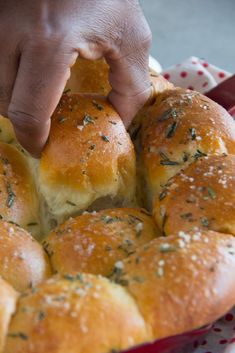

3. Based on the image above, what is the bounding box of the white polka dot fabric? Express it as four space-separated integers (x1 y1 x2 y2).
188 309 235 353
161 56 232 94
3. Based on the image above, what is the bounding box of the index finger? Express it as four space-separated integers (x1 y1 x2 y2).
106 14 152 127
8 40 77 157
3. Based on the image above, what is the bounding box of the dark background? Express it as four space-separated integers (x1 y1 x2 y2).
140 0 235 72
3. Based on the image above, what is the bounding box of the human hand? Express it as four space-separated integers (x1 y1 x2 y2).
0 0 152 157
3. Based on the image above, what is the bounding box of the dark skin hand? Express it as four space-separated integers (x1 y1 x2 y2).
0 0 152 157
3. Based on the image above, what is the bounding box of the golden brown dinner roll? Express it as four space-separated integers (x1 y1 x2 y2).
66 58 172 97
0 278 18 353
65 58 111 95
0 220 51 292
153 154 235 236
43 208 160 276
111 231 235 339
39 94 136 227
5 274 150 353
140 88 235 208
0 142 40 236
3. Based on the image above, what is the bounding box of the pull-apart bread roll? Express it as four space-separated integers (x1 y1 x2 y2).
111 231 235 340
39 94 136 226
0 278 18 353
5 275 149 353
66 58 172 96
0 220 51 292
154 154 235 236
0 142 40 235
140 89 235 208
65 58 111 95
43 208 160 276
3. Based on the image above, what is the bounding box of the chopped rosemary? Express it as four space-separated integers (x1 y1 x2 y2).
66 200 76 207
101 135 110 142
6 183 15 208
89 144 96 150
8 220 20 227
64 274 77 281
201 217 209 227
132 276 145 283
83 115 95 126
27 222 38 227
159 189 167 201
92 101 104 111
159 151 180 166
159 108 178 121
58 116 66 124
180 213 193 220
189 127 196 140
101 215 121 224
38 311 46 321
194 149 207 160
207 187 216 199
183 152 190 162
166 121 178 138
108 121 117 125
8 332 28 340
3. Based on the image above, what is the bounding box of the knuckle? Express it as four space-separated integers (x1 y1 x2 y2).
8 106 41 132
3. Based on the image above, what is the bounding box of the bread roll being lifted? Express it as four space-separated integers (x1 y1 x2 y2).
65 58 111 95
39 94 136 229
65 58 172 96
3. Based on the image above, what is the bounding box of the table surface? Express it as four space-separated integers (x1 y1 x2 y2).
140 0 235 72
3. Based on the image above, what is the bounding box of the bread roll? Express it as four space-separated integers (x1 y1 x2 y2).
4 275 150 353
140 89 235 208
111 231 235 339
65 58 110 95
0 278 18 353
65 58 171 97
43 208 160 276
0 220 51 292
39 94 136 227
0 142 40 236
153 154 235 236
0 116 17 145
